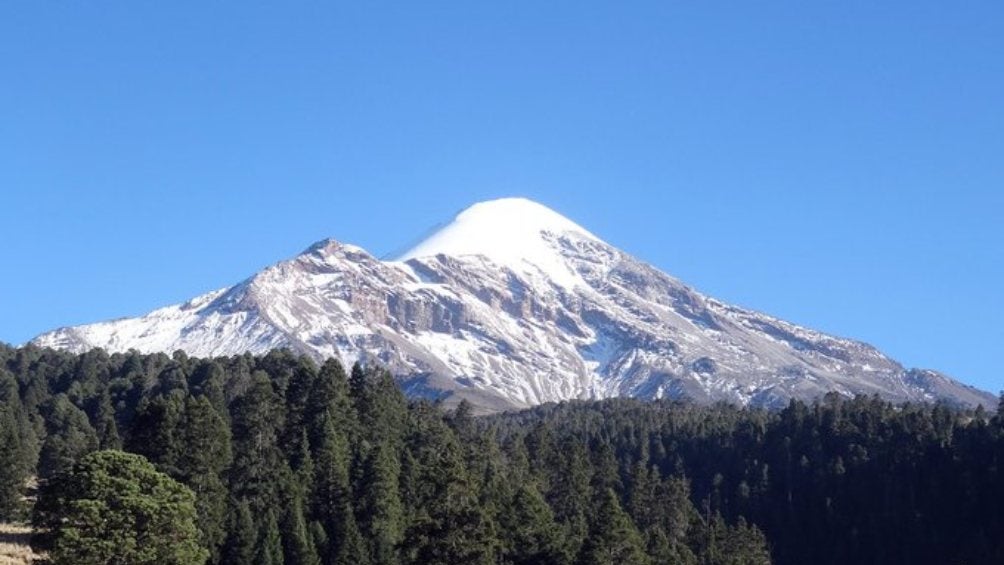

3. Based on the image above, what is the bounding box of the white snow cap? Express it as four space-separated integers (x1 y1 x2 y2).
396 197 601 287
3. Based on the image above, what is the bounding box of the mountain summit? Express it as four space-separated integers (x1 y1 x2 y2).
398 197 600 290
32 198 993 411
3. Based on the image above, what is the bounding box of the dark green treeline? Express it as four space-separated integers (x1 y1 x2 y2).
0 344 1001 564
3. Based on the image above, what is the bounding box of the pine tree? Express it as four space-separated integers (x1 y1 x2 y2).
333 501 370 565
33 450 207 565
349 363 368 406
282 357 319 467
718 517 772 565
0 369 29 520
92 391 121 450
0 405 26 519
448 399 476 440
591 441 623 496
693 508 730 565
127 393 184 476
222 499 256 565
579 489 651 565
655 476 698 555
312 416 352 551
308 520 328 563
643 527 676 565
254 509 285 565
37 394 99 477
190 360 229 417
550 437 593 560
525 421 560 492
628 460 657 531
500 482 565 564
177 395 233 563
281 495 321 565
230 372 286 514
309 359 355 448
401 403 498 564
359 441 404 564
352 364 407 448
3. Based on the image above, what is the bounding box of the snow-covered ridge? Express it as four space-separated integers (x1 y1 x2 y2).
30 197 995 412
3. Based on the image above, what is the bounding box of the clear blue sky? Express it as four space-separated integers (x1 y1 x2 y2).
2 2 1001 394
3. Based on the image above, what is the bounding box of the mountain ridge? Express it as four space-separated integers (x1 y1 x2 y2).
31 197 995 412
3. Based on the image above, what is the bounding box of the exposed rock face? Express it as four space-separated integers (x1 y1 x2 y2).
32 198 994 412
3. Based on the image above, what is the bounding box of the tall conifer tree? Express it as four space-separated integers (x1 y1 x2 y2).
579 489 651 565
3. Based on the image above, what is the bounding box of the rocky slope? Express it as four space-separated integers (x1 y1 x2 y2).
32 198 995 412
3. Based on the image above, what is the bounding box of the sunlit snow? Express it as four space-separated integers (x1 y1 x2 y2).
396 197 599 289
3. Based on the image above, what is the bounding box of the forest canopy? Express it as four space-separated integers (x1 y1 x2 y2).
0 344 1002 564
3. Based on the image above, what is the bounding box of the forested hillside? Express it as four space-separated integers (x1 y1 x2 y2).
0 344 1002 564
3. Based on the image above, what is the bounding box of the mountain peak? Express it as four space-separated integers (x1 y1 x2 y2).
303 238 370 259
395 197 602 287
395 198 600 285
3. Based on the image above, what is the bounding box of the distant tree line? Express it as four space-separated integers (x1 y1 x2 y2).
0 343 1001 564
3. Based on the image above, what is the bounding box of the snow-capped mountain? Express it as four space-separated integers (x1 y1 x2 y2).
32 198 994 412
